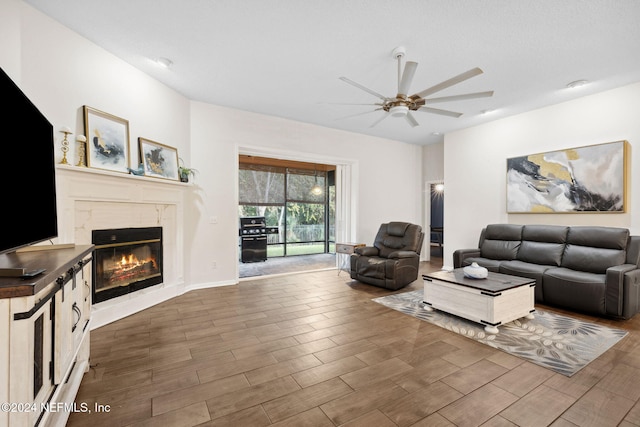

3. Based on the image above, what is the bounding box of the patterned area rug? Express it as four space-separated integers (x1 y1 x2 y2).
373 290 628 376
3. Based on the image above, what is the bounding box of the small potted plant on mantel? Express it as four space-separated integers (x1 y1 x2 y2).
178 158 198 183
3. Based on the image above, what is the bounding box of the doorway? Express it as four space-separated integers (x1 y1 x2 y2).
238 155 338 278
430 182 444 259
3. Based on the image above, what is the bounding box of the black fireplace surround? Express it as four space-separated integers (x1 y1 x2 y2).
92 227 163 303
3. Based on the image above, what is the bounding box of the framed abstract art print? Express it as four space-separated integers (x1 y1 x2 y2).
138 137 180 181
506 140 628 213
83 106 130 173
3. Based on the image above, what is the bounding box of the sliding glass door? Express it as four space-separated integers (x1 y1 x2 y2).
239 162 335 257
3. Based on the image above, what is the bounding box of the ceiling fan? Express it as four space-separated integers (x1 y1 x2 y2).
338 47 494 128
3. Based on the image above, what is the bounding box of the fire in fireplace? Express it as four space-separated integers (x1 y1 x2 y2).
92 227 163 303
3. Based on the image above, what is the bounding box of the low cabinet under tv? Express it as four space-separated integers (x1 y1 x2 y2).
0 245 93 427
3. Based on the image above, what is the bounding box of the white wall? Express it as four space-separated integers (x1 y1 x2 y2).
444 82 640 267
3 1 424 291
188 102 423 287
0 0 21 79
9 3 192 169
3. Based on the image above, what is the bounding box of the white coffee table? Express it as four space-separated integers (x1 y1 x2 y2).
422 269 535 334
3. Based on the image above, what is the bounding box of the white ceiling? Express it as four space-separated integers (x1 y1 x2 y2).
24 0 640 146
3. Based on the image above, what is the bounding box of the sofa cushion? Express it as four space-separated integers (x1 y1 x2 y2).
543 267 606 315
567 226 629 249
562 226 629 274
562 245 627 274
499 260 552 301
481 240 521 260
517 225 568 266
517 241 565 266
522 225 569 244
484 224 524 241
480 224 523 260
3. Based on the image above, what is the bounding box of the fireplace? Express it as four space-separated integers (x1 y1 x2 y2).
92 227 163 303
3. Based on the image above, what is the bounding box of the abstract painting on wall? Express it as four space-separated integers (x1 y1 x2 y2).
507 140 628 213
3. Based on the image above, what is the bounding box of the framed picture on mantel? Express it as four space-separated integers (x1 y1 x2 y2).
506 140 628 213
83 106 130 174
138 137 180 181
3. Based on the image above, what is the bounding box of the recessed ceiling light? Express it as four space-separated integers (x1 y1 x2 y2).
481 109 495 115
155 57 173 68
566 79 589 89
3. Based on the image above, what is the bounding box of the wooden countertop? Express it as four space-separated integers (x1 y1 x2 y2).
0 245 94 299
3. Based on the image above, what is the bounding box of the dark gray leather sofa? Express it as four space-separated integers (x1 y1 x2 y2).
350 222 424 290
453 224 640 319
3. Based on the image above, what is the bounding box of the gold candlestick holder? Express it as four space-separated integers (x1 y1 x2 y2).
76 135 87 167
59 127 71 165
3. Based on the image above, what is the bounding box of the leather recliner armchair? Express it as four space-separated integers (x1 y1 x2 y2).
350 222 425 290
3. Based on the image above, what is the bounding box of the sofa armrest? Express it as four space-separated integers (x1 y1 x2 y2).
387 250 419 259
605 264 639 317
453 249 480 268
355 246 379 257
622 269 640 319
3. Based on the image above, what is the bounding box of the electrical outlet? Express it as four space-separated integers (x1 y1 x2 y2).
209 216 218 224
211 261 217 269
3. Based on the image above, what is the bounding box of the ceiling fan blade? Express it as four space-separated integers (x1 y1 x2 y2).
398 61 418 97
321 102 384 106
424 91 494 104
405 112 419 127
369 112 390 128
334 108 383 121
339 77 389 101
417 106 463 118
410 67 484 99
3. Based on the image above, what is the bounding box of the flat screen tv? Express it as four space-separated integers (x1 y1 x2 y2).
0 66 58 257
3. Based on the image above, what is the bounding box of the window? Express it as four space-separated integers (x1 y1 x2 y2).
239 162 334 257
238 165 284 204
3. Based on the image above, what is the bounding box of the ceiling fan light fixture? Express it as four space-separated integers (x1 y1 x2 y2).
389 105 409 117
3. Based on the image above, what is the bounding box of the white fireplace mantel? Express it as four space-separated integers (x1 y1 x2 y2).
55 164 189 328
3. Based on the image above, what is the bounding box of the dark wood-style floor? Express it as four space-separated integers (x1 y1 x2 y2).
68 260 640 427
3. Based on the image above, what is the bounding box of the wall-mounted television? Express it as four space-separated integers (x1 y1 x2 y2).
0 67 58 257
